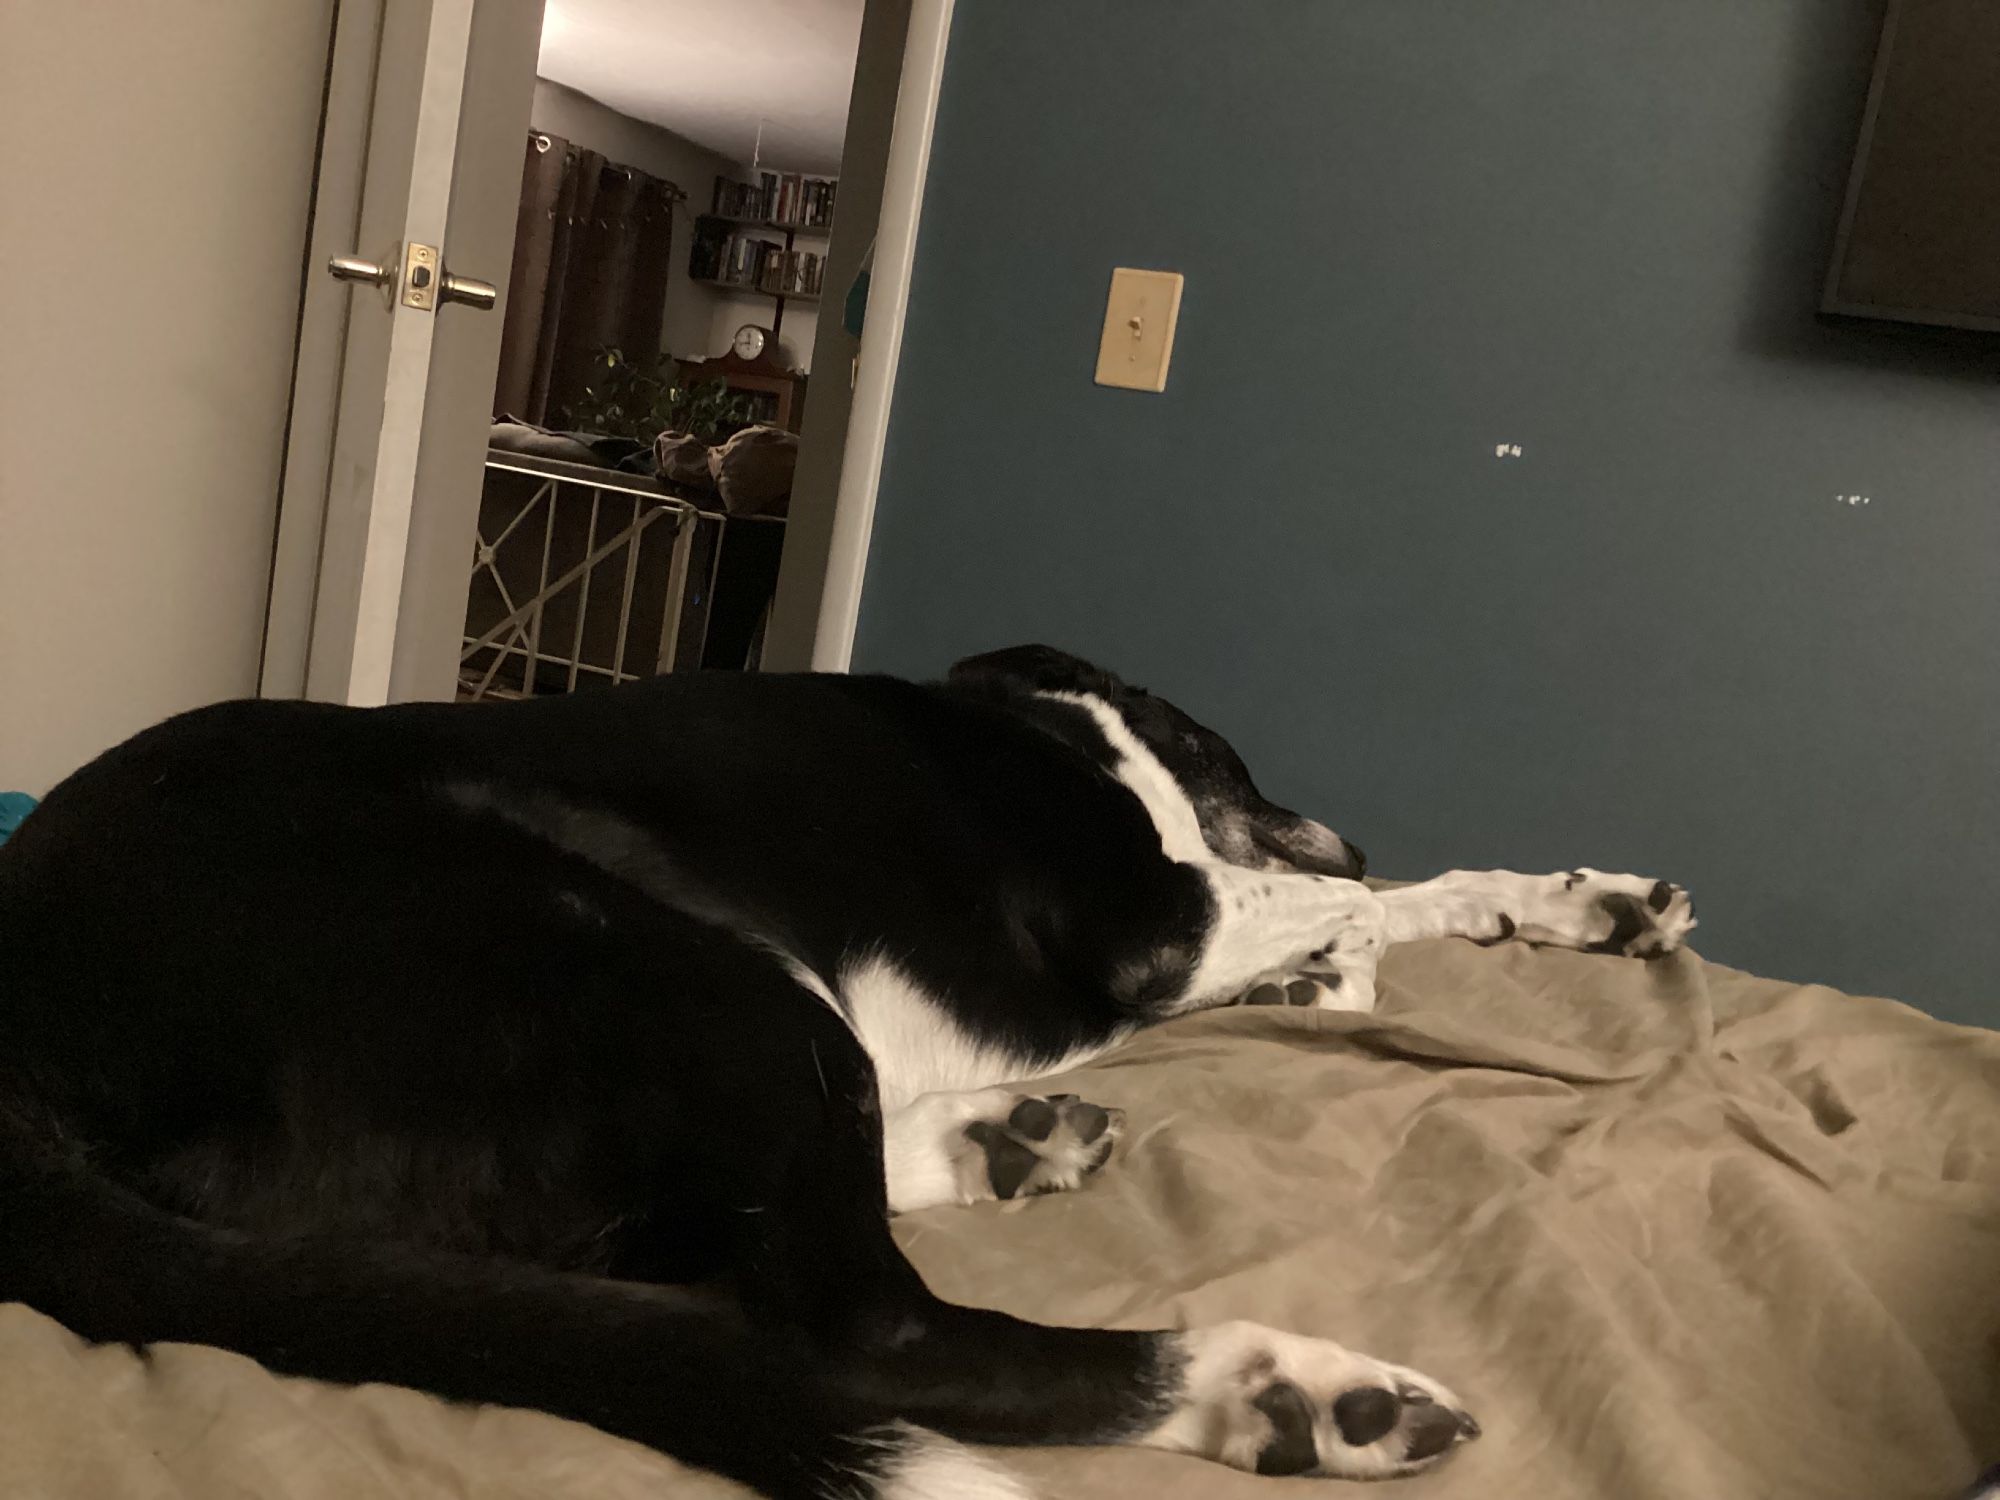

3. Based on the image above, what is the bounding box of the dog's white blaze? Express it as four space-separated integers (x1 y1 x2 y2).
1033 693 1386 1009
1038 692 1209 863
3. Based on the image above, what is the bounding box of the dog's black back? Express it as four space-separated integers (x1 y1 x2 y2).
0 669 1226 1498
1 673 1206 1156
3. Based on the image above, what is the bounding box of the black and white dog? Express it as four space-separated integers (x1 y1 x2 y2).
0 646 1693 1500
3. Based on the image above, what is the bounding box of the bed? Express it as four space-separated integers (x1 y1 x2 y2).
4 934 1997 1499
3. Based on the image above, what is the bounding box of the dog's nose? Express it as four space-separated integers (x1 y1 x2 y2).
1341 839 1368 878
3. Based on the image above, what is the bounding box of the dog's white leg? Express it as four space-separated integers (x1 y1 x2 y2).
1182 866 1389 1013
1374 868 1695 957
882 1088 1125 1213
1180 867 1696 1019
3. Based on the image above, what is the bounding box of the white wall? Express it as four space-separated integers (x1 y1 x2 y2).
0 2 335 794
530 79 820 372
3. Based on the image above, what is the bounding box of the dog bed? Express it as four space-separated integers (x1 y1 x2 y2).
2 935 1995 1499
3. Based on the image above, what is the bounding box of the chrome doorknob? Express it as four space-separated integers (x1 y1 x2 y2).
440 271 498 311
327 254 393 286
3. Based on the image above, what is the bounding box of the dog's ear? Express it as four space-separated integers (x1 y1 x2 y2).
947 644 1125 699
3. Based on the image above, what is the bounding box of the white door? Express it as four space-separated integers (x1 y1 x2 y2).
263 0 545 707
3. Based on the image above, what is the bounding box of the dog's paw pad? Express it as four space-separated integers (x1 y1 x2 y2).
1233 968 1373 1013
1583 876 1695 957
1241 977 1324 1007
1515 869 1696 958
1148 1323 1478 1480
963 1093 1123 1200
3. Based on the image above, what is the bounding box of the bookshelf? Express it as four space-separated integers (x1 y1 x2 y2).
688 171 837 347
691 276 820 303
703 214 835 233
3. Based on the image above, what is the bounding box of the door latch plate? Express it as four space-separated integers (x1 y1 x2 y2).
401 242 439 311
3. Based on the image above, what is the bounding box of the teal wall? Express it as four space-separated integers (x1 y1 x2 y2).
852 1 2000 1023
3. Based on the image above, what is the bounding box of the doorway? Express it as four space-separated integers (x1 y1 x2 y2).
463 1 865 697
265 0 934 709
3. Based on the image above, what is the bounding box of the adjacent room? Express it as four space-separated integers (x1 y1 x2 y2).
469 0 864 692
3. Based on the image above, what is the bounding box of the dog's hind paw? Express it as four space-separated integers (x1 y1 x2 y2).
1142 1322 1479 1479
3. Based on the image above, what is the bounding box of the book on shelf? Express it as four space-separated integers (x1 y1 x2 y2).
707 170 838 229
688 216 827 296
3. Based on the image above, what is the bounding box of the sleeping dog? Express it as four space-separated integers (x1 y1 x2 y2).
0 646 1693 1500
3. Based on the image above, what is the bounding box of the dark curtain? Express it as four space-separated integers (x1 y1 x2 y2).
493 131 679 426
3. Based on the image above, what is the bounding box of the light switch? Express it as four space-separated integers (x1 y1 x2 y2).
1094 268 1184 392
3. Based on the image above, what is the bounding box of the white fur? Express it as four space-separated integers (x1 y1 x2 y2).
1235 968 1377 1014
882 1087 1124 1213
855 1424 1037 1500
1185 864 1387 1011
775 952 842 1013
1023 695 1693 1019
1040 692 1210 862
839 953 1116 1113
1378 866 1696 952
1030 697 1391 1012
881 1087 1018 1212
1141 1322 1473 1479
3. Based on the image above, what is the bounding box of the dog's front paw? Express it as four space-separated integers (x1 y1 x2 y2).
962 1092 1123 1201
1235 969 1375 1013
1143 1322 1478 1478
1517 869 1695 959
884 1088 1125 1213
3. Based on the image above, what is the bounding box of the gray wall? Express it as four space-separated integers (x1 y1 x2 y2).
851 1 2000 1023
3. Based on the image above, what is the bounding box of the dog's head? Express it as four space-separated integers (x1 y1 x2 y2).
948 644 1366 879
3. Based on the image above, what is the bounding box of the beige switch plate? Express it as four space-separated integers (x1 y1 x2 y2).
1094 268 1184 392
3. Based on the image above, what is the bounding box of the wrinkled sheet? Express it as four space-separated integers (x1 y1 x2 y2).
5 938 1999 1499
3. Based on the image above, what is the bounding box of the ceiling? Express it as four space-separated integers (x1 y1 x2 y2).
537 0 864 177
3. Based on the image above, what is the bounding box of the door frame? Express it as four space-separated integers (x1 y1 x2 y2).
797 0 956 672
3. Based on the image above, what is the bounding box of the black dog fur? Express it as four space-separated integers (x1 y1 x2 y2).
0 650 1378 1498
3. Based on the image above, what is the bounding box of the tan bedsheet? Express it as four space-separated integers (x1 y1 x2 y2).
5 938 2000 1500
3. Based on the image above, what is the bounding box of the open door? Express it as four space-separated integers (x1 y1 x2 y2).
263 0 545 707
